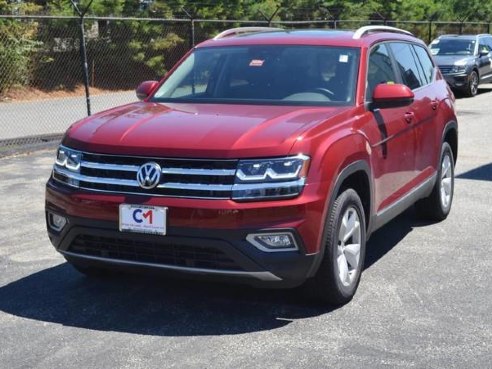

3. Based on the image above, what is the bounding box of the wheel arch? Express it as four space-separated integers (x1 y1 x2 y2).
472 66 480 78
307 159 373 278
334 161 373 233
442 121 458 165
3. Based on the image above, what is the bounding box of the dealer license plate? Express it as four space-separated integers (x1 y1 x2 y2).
119 204 167 235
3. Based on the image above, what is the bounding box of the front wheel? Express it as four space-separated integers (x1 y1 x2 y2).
307 189 366 305
464 70 479 97
415 142 455 221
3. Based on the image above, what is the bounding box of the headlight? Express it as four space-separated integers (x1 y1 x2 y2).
232 154 310 201
53 145 82 187
450 65 466 74
55 145 82 172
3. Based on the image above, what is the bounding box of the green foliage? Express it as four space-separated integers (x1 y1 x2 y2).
0 2 41 95
82 19 185 89
3 0 492 21
1 0 492 95
120 22 183 77
0 0 41 15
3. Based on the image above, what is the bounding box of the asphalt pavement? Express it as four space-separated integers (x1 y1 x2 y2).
0 87 491 369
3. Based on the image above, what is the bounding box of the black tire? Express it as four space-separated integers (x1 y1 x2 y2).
307 189 366 305
464 70 479 97
415 142 454 221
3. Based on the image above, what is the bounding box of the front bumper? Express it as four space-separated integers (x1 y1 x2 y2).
443 73 470 89
46 178 326 288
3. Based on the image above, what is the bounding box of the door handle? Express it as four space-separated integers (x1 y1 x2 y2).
431 100 439 110
404 112 415 123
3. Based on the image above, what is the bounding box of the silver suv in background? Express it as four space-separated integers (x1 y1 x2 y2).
430 34 492 96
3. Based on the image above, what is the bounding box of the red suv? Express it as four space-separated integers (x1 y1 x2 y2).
46 26 458 305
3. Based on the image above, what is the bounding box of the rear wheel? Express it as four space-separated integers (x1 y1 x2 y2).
415 142 454 221
307 189 366 305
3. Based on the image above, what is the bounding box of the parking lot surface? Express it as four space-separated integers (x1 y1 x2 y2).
1 87 491 369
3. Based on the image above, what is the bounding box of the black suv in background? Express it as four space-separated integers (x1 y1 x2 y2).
430 34 492 96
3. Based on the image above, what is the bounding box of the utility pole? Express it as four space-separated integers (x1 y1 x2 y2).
70 0 94 116
182 8 196 49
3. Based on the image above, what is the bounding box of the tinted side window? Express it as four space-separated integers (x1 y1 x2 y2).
389 42 426 90
478 38 491 53
486 37 492 50
366 43 397 100
413 45 434 84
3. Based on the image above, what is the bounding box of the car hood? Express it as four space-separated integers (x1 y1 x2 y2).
64 102 348 158
433 55 475 66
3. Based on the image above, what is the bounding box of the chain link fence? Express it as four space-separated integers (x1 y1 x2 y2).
1 15 491 151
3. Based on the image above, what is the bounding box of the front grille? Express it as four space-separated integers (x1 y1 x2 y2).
53 151 238 199
69 234 242 271
438 65 453 74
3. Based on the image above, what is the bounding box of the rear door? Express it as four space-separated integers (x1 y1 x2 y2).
389 42 440 180
408 44 441 177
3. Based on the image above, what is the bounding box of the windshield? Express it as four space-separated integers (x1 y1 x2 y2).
429 38 476 56
151 45 360 106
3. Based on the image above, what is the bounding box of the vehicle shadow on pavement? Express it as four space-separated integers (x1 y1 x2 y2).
364 207 431 270
455 86 492 98
477 86 492 95
0 263 334 336
456 163 492 181
0 208 427 336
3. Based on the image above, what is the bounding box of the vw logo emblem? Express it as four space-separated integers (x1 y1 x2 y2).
137 162 162 189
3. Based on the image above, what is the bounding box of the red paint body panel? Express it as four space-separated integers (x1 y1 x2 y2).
46 180 326 254
372 83 414 101
64 102 348 158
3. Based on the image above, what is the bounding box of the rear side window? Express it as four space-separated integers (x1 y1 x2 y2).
412 45 434 84
389 42 426 90
366 43 397 100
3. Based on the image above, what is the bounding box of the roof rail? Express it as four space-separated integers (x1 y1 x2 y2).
353 25 413 39
213 27 283 40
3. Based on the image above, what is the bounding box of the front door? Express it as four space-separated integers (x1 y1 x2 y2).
362 43 417 212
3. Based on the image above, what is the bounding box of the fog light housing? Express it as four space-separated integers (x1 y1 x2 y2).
246 232 298 252
47 212 67 232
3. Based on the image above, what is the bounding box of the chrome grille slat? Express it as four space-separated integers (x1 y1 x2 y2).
80 162 235 176
81 161 139 172
54 151 239 199
54 166 140 187
161 168 235 176
53 149 306 200
438 65 453 74
157 182 232 191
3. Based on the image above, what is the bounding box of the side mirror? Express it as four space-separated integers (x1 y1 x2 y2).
136 80 159 101
371 83 414 109
479 48 490 57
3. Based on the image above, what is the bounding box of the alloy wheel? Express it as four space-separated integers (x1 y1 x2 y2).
470 72 478 96
440 153 453 209
337 206 361 287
